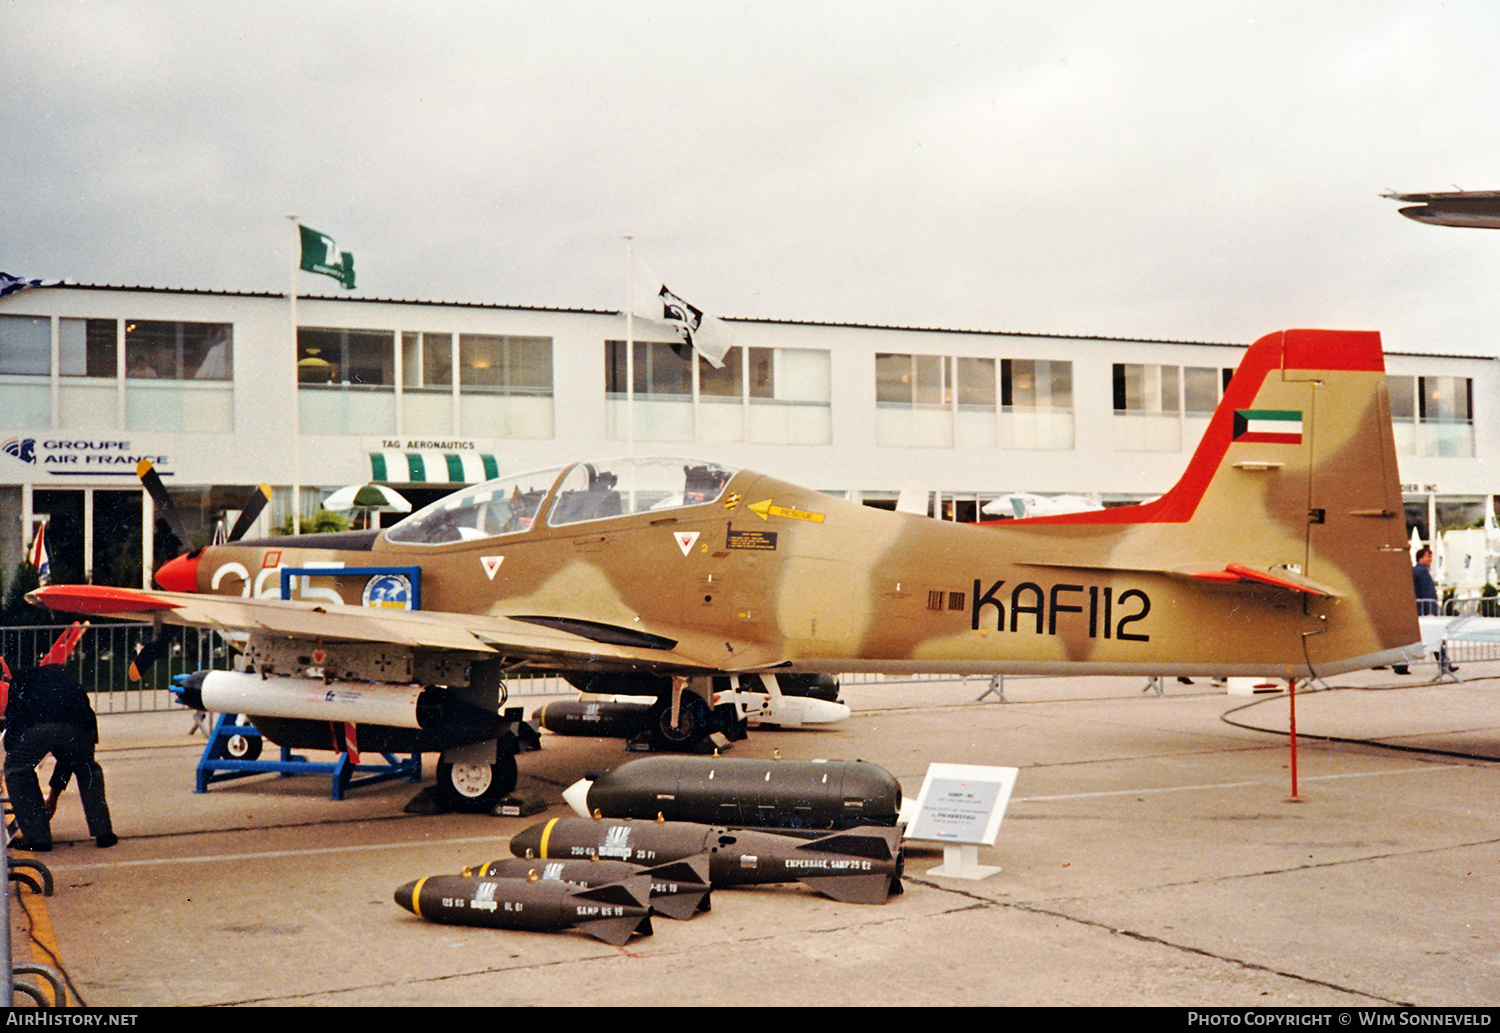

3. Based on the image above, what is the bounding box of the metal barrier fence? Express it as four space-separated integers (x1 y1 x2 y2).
0 625 970 715
1431 600 1500 664
1444 596 1500 617
1437 637 1500 665
838 672 968 687
1 624 232 714
0 624 576 714
16 621 1487 716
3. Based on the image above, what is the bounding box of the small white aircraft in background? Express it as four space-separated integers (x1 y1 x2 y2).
982 493 1106 520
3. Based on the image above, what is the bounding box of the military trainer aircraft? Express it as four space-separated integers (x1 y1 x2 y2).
29 328 1424 810
1384 189 1500 229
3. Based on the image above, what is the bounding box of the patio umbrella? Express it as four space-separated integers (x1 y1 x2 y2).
323 483 412 513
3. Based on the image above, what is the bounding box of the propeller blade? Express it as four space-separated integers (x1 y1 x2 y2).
129 626 178 683
137 459 190 548
227 484 272 542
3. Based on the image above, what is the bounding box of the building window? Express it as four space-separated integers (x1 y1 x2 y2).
0 315 235 432
457 334 554 438
606 340 691 397
1113 363 1182 451
957 357 997 449
0 315 50 375
877 353 1071 450
297 327 395 435
401 332 453 436
1389 375 1474 457
1001 358 1073 450
120 321 235 433
606 342 830 444
124 321 232 381
459 334 553 394
298 328 553 438
747 346 830 445
3 316 233 382
1183 366 1225 415
0 314 54 428
1113 362 1235 453
876 353 957 448
61 319 117 378
297 327 392 386
606 340 694 441
401 332 453 388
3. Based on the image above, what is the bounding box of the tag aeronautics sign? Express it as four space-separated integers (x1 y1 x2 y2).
1 436 172 479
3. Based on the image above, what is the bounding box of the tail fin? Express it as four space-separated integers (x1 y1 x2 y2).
1020 329 1421 675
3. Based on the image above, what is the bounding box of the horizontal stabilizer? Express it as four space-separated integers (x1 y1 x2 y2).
1187 563 1338 597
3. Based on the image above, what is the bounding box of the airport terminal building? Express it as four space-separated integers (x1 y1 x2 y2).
0 283 1492 588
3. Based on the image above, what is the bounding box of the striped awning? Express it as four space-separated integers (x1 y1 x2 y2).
369 452 500 484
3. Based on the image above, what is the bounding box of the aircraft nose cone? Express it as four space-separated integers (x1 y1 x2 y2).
155 551 202 593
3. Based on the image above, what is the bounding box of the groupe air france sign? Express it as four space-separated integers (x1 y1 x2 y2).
1 436 171 479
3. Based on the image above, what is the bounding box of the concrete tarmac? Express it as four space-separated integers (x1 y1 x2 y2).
7 666 1499 1008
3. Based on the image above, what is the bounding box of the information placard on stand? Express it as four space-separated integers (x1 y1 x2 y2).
906 763 1018 880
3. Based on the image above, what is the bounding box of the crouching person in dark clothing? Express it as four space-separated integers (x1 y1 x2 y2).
3 660 116 851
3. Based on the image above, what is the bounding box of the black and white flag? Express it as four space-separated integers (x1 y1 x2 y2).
0 272 61 297
630 262 733 368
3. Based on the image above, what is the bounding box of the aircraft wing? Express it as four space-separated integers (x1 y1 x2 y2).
27 584 773 674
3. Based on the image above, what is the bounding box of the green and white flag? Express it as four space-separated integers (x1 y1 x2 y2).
1233 409 1303 444
299 225 356 289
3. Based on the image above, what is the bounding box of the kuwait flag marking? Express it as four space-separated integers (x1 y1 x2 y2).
1234 409 1303 444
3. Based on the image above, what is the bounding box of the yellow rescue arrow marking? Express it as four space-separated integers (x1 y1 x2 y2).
748 499 825 523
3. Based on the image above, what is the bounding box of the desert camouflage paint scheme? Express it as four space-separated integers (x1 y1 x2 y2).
31 329 1423 799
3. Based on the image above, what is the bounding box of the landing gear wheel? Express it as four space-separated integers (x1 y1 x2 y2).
434 753 518 813
714 702 748 742
225 733 261 761
648 693 714 752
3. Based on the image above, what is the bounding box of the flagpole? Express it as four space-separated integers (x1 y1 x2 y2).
625 234 635 458
289 215 302 535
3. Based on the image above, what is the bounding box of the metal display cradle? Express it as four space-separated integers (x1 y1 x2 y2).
183 563 426 800
191 709 422 800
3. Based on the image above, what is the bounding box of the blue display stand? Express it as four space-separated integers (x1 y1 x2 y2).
182 567 427 800
193 712 422 801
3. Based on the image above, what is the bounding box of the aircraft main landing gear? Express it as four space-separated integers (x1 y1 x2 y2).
635 676 734 753
646 693 713 751
434 753 519 813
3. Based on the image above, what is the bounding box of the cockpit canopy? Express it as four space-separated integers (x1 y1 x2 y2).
384 457 737 546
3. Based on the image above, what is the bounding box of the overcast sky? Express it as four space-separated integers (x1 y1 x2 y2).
5 1 1500 354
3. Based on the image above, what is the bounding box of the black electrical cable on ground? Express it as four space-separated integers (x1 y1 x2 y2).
1219 678 1500 763
12 886 89 1008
